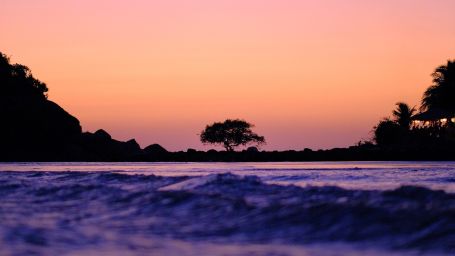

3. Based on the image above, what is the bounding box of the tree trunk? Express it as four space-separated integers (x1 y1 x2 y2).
224 142 233 152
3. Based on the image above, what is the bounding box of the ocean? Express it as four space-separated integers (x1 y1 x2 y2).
1 162 454 255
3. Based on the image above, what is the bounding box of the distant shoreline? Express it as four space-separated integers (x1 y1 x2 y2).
3 145 455 162
2 52 455 162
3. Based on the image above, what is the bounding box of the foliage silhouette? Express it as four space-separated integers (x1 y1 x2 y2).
392 102 416 130
373 119 405 146
422 60 455 123
200 119 265 151
0 53 48 100
3 50 455 161
371 60 455 149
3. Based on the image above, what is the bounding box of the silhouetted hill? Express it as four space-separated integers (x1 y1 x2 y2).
0 53 81 160
0 52 143 161
79 130 142 161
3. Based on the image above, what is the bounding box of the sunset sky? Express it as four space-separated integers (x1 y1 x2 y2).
1 0 455 151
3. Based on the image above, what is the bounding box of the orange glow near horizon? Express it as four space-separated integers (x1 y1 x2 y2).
1 0 455 150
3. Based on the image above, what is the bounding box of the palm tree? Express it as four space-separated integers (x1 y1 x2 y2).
392 102 416 130
422 60 455 123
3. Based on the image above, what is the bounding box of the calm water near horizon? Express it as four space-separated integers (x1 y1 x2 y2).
1 161 455 255
2 161 455 192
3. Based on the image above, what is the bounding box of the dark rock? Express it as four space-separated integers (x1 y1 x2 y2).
0 53 82 160
125 139 141 153
246 146 259 153
0 52 143 161
144 144 168 154
80 132 143 161
94 129 112 140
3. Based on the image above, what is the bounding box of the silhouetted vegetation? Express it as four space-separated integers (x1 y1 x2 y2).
1 51 455 161
371 59 455 152
374 119 405 146
200 119 265 151
392 102 416 130
422 60 455 125
0 53 48 99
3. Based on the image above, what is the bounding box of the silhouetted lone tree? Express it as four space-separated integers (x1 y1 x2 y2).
200 119 265 151
422 60 455 124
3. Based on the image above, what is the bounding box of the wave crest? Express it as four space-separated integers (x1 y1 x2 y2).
0 171 454 254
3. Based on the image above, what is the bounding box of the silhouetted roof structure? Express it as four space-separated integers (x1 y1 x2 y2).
412 108 448 121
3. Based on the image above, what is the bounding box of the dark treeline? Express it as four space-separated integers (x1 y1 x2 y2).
370 59 455 158
1 51 455 161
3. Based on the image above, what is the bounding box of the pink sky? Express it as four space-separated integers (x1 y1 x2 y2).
1 0 455 151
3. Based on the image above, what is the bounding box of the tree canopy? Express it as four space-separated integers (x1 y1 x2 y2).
392 102 416 130
372 60 455 148
0 52 48 100
200 119 265 151
422 60 455 118
373 118 405 146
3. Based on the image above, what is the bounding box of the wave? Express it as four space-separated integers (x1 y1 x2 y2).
0 171 454 255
